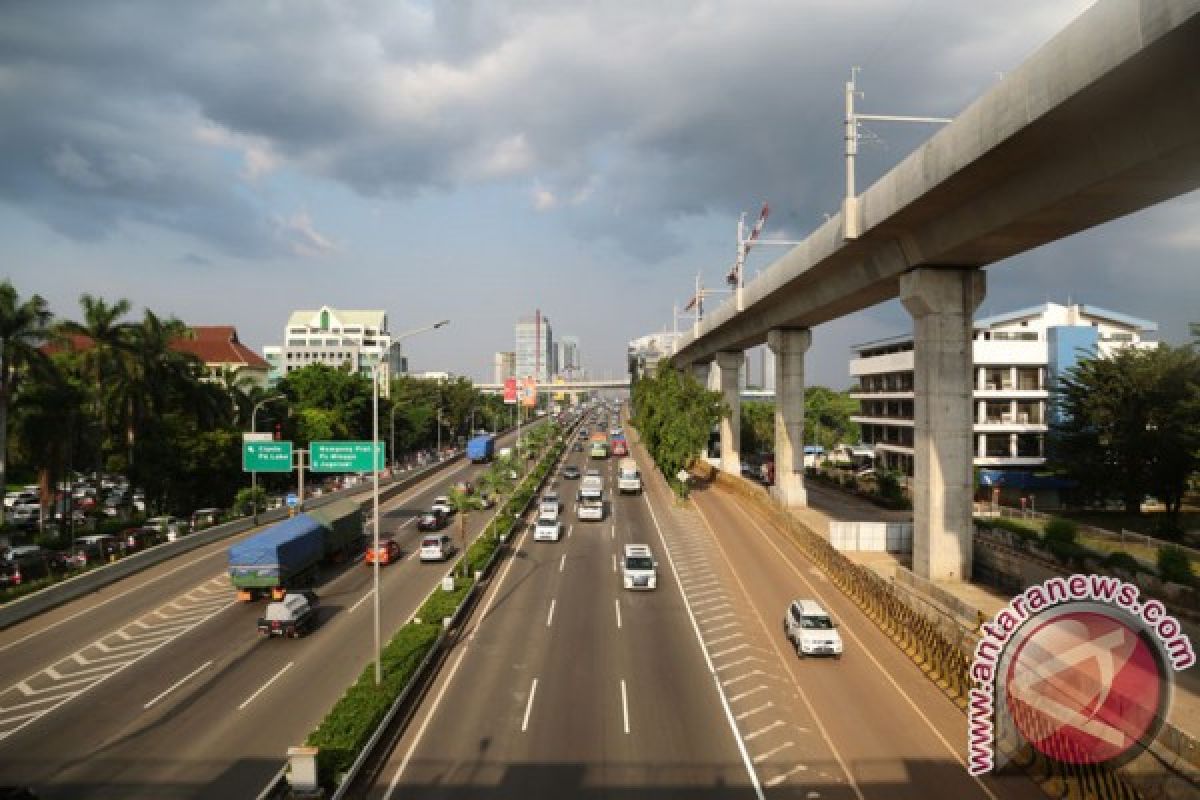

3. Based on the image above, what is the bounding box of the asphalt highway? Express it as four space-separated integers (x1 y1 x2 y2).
368 424 758 799
0 426 533 798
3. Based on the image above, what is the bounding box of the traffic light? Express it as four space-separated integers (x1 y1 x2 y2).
274 423 282 441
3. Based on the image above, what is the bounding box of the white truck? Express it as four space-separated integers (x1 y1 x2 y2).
622 544 657 590
616 458 642 494
576 475 605 521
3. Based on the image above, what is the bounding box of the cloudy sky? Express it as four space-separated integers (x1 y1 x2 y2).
2 0 1196 386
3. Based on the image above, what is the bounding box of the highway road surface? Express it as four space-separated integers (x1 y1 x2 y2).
0 427 532 799
369 427 760 799
365 417 1043 799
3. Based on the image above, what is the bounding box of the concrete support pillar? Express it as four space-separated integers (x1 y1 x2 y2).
900 267 985 582
715 351 743 475
768 328 811 507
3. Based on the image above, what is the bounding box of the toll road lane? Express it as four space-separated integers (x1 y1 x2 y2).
372 446 755 799
689 480 1041 800
0 428 533 798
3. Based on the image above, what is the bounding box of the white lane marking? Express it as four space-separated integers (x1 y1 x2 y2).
728 685 769 703
711 643 749 659
612 554 617 573
708 632 745 647
614 598 622 630
349 589 375 614
143 660 212 709
567 525 573 539
745 720 785 741
237 661 293 711
737 701 774 721
729 502 998 797
753 741 794 763
620 678 630 735
640 493 764 800
546 599 556 628
386 508 534 798
611 524 616 539
521 678 539 732
691 501 869 800
0 456 476 654
723 670 764 687
704 622 739 635
765 765 808 787
559 553 567 573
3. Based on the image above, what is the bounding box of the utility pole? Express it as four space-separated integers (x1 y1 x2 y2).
843 67 951 239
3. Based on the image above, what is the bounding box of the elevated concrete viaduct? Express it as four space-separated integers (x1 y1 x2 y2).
670 0 1200 581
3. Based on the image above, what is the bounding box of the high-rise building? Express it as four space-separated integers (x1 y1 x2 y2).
493 351 516 384
515 311 554 384
270 306 406 397
849 301 1158 478
556 335 581 379
627 332 679 381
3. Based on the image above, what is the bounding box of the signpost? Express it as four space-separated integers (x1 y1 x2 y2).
242 440 293 473
310 441 386 473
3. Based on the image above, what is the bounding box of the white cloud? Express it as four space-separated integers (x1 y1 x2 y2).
532 183 557 210
275 211 335 258
194 122 281 181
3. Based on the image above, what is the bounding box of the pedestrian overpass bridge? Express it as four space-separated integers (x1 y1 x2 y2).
672 0 1200 582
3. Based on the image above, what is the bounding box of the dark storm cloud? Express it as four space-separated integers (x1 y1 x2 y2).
0 0 1095 259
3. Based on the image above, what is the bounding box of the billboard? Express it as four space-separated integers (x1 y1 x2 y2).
503 377 517 404
520 376 537 408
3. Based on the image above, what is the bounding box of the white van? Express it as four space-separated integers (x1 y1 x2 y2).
622 544 657 590
577 475 604 521
616 458 642 494
784 599 843 659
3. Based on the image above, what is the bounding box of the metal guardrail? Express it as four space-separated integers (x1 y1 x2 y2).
0 451 470 631
257 422 569 799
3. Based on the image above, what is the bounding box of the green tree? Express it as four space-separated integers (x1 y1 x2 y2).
1052 344 1200 529
447 487 484 577
0 281 53 526
740 401 774 455
56 293 136 472
804 387 860 450
631 364 725 497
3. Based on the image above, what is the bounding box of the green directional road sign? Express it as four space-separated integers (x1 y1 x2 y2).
310 440 386 472
243 441 294 472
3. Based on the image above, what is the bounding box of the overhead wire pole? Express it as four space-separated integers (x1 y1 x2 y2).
843 67 951 239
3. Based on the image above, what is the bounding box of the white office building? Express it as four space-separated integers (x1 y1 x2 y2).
271 306 407 397
849 302 1158 478
493 351 516 385
515 311 554 384
557 336 581 379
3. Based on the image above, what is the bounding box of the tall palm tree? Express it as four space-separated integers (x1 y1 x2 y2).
120 311 201 469
0 281 53 526
56 294 135 473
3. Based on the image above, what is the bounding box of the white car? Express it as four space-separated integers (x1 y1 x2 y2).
533 516 562 542
419 534 454 562
539 493 561 518
622 544 657 590
784 599 843 659
431 496 453 516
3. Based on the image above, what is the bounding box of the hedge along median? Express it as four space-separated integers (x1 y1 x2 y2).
303 433 567 788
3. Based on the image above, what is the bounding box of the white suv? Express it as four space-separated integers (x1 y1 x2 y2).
622 544 657 590
533 516 562 542
784 599 843 659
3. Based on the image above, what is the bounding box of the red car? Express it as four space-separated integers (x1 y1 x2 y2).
366 538 401 566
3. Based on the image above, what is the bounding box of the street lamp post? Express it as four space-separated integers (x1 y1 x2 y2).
389 404 402 470
371 319 449 686
250 394 286 524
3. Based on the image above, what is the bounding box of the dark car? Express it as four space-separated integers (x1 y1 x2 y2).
562 465 581 480
573 442 584 452
123 527 164 553
417 510 447 532
68 535 122 568
0 546 52 588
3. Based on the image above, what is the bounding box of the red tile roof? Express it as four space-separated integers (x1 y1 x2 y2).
42 326 268 370
171 326 269 370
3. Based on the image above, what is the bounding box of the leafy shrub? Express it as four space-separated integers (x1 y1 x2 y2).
1103 551 1143 574
417 579 474 623
1158 545 1195 586
307 622 441 784
1043 517 1078 546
